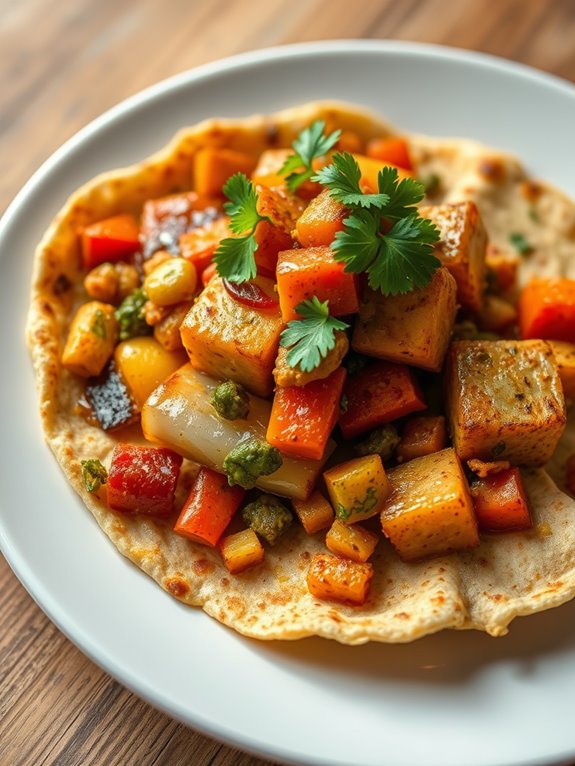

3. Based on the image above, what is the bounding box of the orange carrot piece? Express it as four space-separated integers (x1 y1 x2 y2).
307 553 373 605
519 278 575 342
352 153 413 192
219 529 265 574
397 416 447 463
267 367 346 460
194 148 257 197
366 137 413 171
81 214 140 270
179 217 231 274
292 491 335 534
339 361 426 440
252 185 304 274
470 468 532 532
295 189 347 248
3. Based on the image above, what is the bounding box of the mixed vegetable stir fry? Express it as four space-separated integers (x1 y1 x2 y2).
64 120 574 607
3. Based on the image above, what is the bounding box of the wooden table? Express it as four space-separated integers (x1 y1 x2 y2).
2 1 575 764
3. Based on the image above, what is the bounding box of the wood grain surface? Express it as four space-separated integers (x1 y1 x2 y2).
2 1 575 764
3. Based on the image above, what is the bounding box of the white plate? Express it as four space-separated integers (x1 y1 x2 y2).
2 41 575 766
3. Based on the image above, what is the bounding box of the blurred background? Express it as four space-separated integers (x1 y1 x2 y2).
2 1 575 764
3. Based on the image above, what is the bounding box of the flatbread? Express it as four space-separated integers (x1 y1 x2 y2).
27 101 575 644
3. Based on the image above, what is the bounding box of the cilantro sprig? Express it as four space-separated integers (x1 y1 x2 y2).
280 120 341 193
279 297 349 372
213 173 271 283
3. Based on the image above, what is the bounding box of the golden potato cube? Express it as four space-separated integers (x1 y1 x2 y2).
292 491 334 534
485 245 519 294
61 301 118 378
549 341 575 399
114 337 187 409
325 519 378 563
446 340 566 465
324 455 389 524
420 201 487 311
352 268 457 372
307 553 373 605
180 276 283 397
219 529 264 574
381 448 479 562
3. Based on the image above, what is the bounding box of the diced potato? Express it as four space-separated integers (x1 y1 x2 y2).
180 276 283 397
549 341 575 399
446 340 566 465
324 455 389 524
292 491 334 534
352 268 457 372
61 301 118 378
114 337 187 409
219 529 264 574
477 294 517 333
397 416 447 463
420 201 487 311
143 258 198 307
325 519 378 563
274 331 349 387
194 148 257 197
153 302 192 351
470 467 532 533
381 448 479 561
307 553 373 605
485 244 519 294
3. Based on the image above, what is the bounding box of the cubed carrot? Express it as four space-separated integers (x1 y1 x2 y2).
276 246 359 322
352 153 413 193
325 519 378 563
81 214 140 270
324 454 389 524
339 361 426 440
366 137 413 171
295 189 347 248
470 467 532 533
179 217 231 274
253 185 304 273
194 148 257 197
397 416 447 463
174 467 245 546
307 553 373 605
267 367 346 460
219 528 265 574
292 491 334 534
519 278 575 342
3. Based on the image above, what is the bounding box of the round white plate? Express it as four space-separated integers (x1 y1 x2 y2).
2 41 575 766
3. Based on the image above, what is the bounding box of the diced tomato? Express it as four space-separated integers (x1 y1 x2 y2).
366 137 413 171
107 444 183 516
519 278 575 342
81 215 140 270
174 467 245 546
471 468 532 533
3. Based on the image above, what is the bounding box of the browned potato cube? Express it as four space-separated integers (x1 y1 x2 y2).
325 519 378 563
381 448 479 561
352 268 457 372
292 491 334 534
307 553 373 605
219 529 264 574
420 201 487 311
549 341 575 399
180 276 283 397
446 340 566 465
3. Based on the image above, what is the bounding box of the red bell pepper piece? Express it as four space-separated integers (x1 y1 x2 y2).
471 468 532 533
339 361 426 439
82 215 141 270
108 444 182 516
519 278 575 342
174 467 245 546
267 367 347 460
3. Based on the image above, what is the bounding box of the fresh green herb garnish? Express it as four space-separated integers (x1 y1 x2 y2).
115 288 152 341
81 459 108 493
279 120 341 193
213 173 271 283
509 231 533 256
279 297 349 372
90 309 107 339
313 152 389 209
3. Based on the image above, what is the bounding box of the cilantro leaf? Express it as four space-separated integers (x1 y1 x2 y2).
223 173 261 234
213 234 258 283
280 120 342 193
312 152 389 209
279 297 349 372
376 166 426 219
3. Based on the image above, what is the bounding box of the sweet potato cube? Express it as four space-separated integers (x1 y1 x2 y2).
519 278 575 342
352 153 413 191
470 467 532 533
324 455 389 524
253 185 304 273
295 189 347 248
276 246 359 322
446 340 566 465
219 528 264 574
326 519 378 563
307 553 373 605
179 217 232 274
180 276 283 397
420 201 487 311
381 448 479 561
339 361 426 440
352 268 457 372
549 341 575 399
397 416 447 463
194 148 257 197
292 491 334 534
251 149 292 189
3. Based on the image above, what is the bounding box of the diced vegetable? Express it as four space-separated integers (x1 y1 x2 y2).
324 454 389 524
61 301 118 378
251 148 292 189
107 444 182 516
81 459 108 493
325 519 378 563
485 245 519 294
307 553 373 605
81 214 140 270
467 459 510 478
446 340 566 465
295 189 347 248
292 491 334 534
365 137 413 171
549 341 575 398
276 246 359 322
470 467 532 533
194 148 257 197
351 153 413 191
339 361 426 440
153 301 192 352
420 201 487 311
223 438 282 490
335 131 363 154
352 268 457 372
381 448 479 561
211 380 250 420
353 424 400 461
180 276 283 397
179 217 232 274
477 295 517 333
253 185 304 273
84 262 140 304
201 262 218 286
115 287 153 341
83 361 139 431
519 278 575 342
143 258 198 307
174 467 245 546
114 337 187 409
142 364 333 500
397 416 447 463
219 528 265 574
267 367 346 461
242 494 293 545
274 330 349 387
